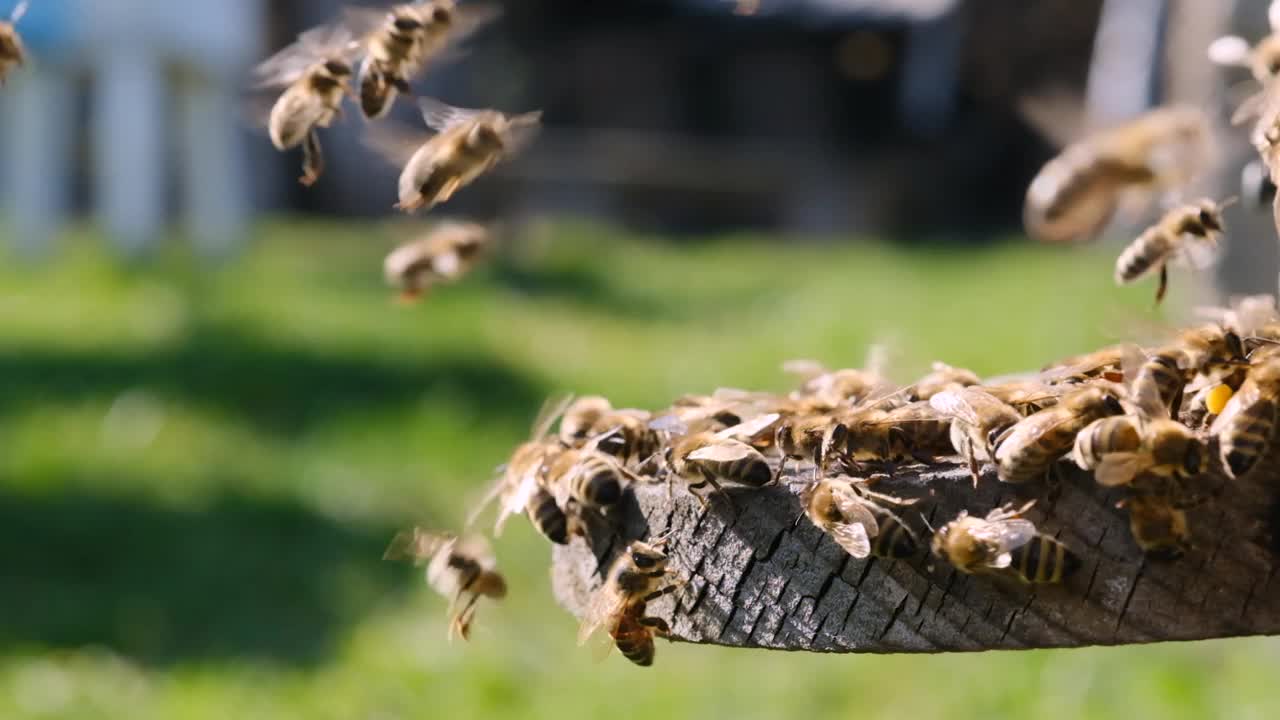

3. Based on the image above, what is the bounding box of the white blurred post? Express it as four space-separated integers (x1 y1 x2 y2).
3 67 75 257
178 78 250 258
1086 0 1167 125
93 44 165 256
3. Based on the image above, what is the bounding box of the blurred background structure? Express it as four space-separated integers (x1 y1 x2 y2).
3 2 1280 719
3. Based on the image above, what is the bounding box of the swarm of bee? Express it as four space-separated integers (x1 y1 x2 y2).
389 291 1280 664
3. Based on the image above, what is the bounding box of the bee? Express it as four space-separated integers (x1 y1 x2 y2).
932 502 1081 584
348 1 501 119
545 447 631 528
1023 106 1209 244
1174 323 1249 376
842 401 954 465
383 528 507 641
658 417 774 507
1211 348 1280 479
560 397 662 467
1114 198 1233 305
797 476 918 560
366 97 542 213
1071 415 1142 471
468 396 574 544
1039 345 1127 385
910 362 981 401
1208 1 1280 84
774 414 848 480
0 0 28 85
1120 493 1191 560
577 537 681 667
994 385 1126 483
980 379 1064 416
383 221 490 302
783 356 892 411
254 23 359 187
929 387 1022 484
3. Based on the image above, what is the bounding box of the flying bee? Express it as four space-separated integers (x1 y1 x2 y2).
655 416 774 507
932 502 1081 584
383 528 507 641
994 385 1126 483
1023 105 1209 244
577 536 681 667
0 0 28 85
1211 348 1280 479
774 414 848 481
841 401 954 465
383 221 491 303
797 476 918 560
910 362 981 401
254 23 360 187
468 396 574 544
347 1 501 119
929 387 1022 485
1114 197 1233 305
365 97 541 213
1120 493 1191 560
1208 1 1280 84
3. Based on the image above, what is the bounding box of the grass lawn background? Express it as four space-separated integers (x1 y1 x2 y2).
1 219 1275 720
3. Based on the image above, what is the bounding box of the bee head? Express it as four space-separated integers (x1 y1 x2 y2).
1182 439 1206 477
1098 389 1125 416
467 122 504 150
392 15 424 32
628 539 668 569
323 59 352 77
431 5 453 24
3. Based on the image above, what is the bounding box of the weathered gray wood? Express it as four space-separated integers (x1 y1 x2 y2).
551 446 1280 653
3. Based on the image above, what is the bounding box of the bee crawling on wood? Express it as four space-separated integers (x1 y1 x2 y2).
652 414 777 509
578 535 682 667
383 527 507 641
932 501 1081 584
795 475 919 560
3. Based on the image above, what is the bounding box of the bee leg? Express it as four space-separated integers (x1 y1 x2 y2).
965 439 980 488
1155 264 1169 305
700 470 735 512
300 130 324 187
639 617 671 637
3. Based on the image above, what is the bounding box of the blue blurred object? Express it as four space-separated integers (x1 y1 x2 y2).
1 0 83 53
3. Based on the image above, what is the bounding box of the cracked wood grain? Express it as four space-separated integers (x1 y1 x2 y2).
550 448 1280 653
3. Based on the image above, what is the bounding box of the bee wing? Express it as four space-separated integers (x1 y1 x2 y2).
446 3 504 44
971 519 1038 554
383 527 452 563
339 5 391 41
495 470 538 536
1232 86 1270 126
1173 236 1222 272
253 24 355 88
430 250 463 279
1094 452 1149 487
10 0 28 24
1016 88 1088 148
1207 35 1252 67
831 485 880 539
418 96 484 132
782 359 827 380
499 112 544 157
929 389 981 426
577 585 625 646
686 441 755 463
363 122 432 167
994 410 1083 463
452 534 497 570
648 414 690 435
714 413 781 441
530 394 576 440
828 522 872 559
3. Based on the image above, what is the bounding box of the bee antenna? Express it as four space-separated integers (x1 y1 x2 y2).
1219 195 1240 210
918 512 936 534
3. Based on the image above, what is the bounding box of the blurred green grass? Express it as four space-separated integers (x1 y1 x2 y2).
0 219 1275 720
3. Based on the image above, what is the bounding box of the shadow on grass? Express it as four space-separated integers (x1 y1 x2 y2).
0 322 546 437
0 485 414 666
488 260 677 321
